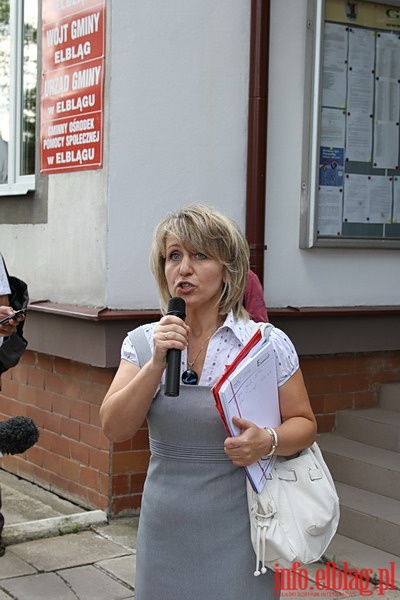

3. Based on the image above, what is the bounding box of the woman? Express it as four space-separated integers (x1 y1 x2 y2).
100 204 317 599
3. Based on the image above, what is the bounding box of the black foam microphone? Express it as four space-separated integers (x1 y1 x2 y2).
0 416 39 456
165 296 186 397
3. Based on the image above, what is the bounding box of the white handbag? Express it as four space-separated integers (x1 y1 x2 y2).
247 442 340 575
246 322 340 575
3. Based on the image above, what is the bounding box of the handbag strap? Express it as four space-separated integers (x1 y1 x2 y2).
252 321 274 341
127 326 152 367
1 256 9 279
0 254 11 294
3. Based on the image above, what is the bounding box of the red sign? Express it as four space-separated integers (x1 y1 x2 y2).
40 0 105 174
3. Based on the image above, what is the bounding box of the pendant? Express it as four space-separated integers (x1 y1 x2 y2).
181 369 198 385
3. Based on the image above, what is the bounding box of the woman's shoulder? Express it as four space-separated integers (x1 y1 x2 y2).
270 325 293 343
269 326 299 384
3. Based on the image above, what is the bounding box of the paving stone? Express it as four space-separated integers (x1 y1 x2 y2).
0 548 37 580
97 554 136 589
1 470 86 523
93 516 138 551
0 572 77 600
58 564 134 599
9 530 130 572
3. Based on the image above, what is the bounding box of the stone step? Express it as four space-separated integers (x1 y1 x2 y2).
335 482 400 557
325 534 400 589
336 407 400 452
318 434 400 501
379 383 400 412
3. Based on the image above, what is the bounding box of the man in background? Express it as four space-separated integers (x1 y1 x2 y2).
244 270 269 323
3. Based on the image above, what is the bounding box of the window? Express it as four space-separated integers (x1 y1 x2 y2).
301 0 400 248
0 0 37 195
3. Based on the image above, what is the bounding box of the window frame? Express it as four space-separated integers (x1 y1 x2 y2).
0 0 36 196
300 0 400 249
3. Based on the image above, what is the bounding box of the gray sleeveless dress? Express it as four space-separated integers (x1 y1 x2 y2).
131 331 277 599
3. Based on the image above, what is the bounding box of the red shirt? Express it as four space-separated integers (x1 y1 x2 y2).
244 270 269 322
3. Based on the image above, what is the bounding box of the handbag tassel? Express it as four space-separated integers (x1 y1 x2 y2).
253 504 273 576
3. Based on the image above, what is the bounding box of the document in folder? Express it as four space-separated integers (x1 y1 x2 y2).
212 329 281 492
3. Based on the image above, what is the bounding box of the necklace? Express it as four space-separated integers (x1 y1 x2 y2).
181 326 219 385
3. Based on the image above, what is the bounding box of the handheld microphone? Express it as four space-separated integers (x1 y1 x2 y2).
0 416 39 457
165 296 186 397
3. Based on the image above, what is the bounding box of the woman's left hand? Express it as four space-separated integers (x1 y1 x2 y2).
224 370 317 465
224 416 269 466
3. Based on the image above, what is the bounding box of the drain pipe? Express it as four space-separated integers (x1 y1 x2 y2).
245 0 270 286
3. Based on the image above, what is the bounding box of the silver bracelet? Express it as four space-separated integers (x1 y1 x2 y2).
262 427 278 458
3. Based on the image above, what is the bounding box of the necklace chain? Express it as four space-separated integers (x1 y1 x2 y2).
187 326 219 368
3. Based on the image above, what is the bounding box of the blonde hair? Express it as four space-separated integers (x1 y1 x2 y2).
150 204 250 320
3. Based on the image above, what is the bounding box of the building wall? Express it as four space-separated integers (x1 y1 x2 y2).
1 346 399 515
0 350 112 511
0 0 399 516
265 1 400 309
1 0 399 313
105 0 252 309
0 169 109 307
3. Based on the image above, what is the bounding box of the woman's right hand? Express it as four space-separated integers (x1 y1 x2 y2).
100 317 189 443
152 315 189 368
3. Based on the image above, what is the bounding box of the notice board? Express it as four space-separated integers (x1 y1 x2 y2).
40 0 106 174
302 0 400 247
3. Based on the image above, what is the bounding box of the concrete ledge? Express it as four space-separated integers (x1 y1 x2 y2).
3 510 108 545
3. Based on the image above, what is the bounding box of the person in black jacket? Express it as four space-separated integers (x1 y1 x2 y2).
0 304 19 557
0 251 25 557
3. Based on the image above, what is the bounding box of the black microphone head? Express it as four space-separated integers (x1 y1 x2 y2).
167 297 186 320
0 416 39 455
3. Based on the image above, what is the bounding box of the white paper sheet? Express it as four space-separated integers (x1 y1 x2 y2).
320 108 346 148
345 111 373 162
322 23 348 108
344 174 392 224
317 187 343 236
214 337 281 492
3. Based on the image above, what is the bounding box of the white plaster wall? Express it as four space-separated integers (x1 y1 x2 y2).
106 0 251 309
264 0 400 308
1 169 108 307
2 0 399 311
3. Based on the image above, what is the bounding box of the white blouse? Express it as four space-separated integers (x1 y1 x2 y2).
121 311 299 389
0 254 11 296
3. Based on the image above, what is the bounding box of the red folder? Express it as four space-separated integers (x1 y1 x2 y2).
212 327 262 433
212 327 279 492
